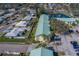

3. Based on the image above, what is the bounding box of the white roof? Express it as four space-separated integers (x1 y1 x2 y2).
4 13 14 18
8 9 15 12
0 11 4 15
56 18 76 22
0 17 3 22
5 28 26 37
22 15 32 21
16 21 28 27
30 9 36 14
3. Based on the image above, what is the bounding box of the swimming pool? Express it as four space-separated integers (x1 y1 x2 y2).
50 13 70 18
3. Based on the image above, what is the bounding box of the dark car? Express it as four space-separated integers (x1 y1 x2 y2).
68 29 74 33
71 41 78 46
71 41 79 49
77 53 79 56
54 35 61 41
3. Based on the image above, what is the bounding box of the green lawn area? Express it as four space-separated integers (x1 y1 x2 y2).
0 37 25 42
29 18 38 40
76 20 79 24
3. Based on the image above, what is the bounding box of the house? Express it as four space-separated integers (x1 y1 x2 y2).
5 28 26 38
30 47 53 56
27 9 36 15
22 15 32 21
8 8 16 12
48 4 53 9
0 17 4 24
0 10 5 16
4 12 14 18
15 21 28 27
30 9 36 16
35 14 50 42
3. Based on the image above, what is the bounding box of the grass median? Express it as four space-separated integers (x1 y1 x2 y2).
0 37 25 42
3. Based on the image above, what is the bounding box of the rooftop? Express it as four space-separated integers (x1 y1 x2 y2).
22 15 32 21
35 14 50 37
5 28 26 37
16 21 28 27
30 47 53 56
0 17 3 22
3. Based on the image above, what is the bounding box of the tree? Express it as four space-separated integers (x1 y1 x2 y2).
20 52 26 56
50 19 70 34
36 43 47 48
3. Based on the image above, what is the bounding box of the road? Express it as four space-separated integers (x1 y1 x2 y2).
0 43 37 54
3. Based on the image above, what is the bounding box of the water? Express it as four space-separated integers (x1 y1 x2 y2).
50 13 70 18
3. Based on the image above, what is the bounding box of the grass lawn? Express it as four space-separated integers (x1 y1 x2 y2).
0 32 5 36
0 37 25 42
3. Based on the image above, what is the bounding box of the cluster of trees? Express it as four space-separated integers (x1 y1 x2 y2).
50 19 70 34
25 18 39 44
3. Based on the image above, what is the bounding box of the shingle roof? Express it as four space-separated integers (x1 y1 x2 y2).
30 47 53 56
35 14 50 37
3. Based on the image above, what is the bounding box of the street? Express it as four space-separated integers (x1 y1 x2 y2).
0 43 37 54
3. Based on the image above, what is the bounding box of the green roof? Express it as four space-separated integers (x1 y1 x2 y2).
30 47 53 56
35 14 50 36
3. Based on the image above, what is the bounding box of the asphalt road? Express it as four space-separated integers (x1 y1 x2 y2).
0 44 29 53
